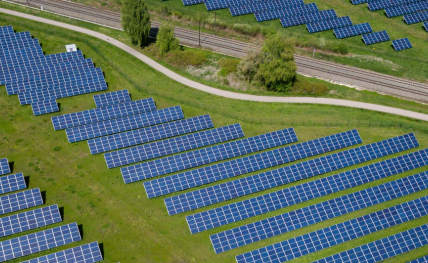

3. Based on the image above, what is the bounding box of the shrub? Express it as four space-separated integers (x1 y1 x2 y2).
165 50 207 67
232 24 261 36
291 77 329 95
218 58 240 76
172 11 183 19
159 5 171 16
156 23 179 55
121 0 151 46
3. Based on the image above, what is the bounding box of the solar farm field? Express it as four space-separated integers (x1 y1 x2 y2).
2 13 428 263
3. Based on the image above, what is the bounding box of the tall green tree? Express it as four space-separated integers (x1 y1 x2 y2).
156 23 179 55
121 0 151 46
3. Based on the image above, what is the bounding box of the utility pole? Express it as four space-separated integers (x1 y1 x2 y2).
215 10 217 36
199 20 201 47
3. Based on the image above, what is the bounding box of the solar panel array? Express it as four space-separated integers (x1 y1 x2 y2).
94 89 131 108
0 25 13 36
0 205 62 238
88 115 213 154
255 3 319 22
106 125 287 169
0 172 26 195
51 98 157 130
351 0 376 4
368 0 421 11
205 0 229 11
144 130 352 198
334 23 373 39
66 106 184 143
21 242 103 263
31 99 59 116
217 171 428 254
188 146 427 234
362 30 390 44
121 123 245 183
182 0 204 6
280 9 337 28
313 223 428 263
0 158 10 175
0 188 43 215
409 255 428 263
392 38 413 51
307 16 353 33
0 222 81 262
236 193 428 262
404 10 428 24
425 21 428 30
386 0 428 17
229 0 305 16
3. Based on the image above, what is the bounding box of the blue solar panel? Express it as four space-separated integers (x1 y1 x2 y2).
94 90 131 108
0 205 62 238
88 115 213 154
32 99 59 116
182 0 204 6
66 106 184 143
236 191 428 262
334 23 373 39
7 67 104 95
121 123 245 183
145 130 352 198
0 188 43 216
351 0 372 5
368 0 421 11
166 133 414 216
362 30 390 45
409 255 428 263
307 16 353 33
52 98 156 130
392 38 413 51
280 9 337 28
0 223 81 262
404 10 428 24
0 48 44 64
1 58 94 87
0 43 41 58
0 39 39 53
219 171 428 254
187 145 426 234
21 242 103 263
0 173 26 195
0 36 35 50
0 31 31 40
205 0 229 10
255 3 318 22
0 25 14 36
108 127 296 169
230 0 305 16
425 21 428 30
18 80 108 105
386 0 428 17
313 223 428 263
0 158 11 175
0 51 83 73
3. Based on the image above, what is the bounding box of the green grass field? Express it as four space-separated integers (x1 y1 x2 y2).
1 11 428 263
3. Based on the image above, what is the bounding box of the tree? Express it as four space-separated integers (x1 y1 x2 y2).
121 0 151 47
156 23 180 55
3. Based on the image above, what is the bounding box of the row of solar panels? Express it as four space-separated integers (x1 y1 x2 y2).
0 158 103 262
0 26 109 116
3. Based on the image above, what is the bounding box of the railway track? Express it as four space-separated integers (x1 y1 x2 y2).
10 0 428 102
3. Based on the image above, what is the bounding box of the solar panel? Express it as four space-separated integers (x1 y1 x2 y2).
368 0 421 11
0 25 14 36
0 44 41 58
121 123 245 183
230 0 305 16
409 255 428 263
334 23 373 39
0 173 26 195
32 99 59 116
0 205 62 238
7 67 104 95
236 192 428 262
52 98 157 130
280 9 337 28
0 31 31 41
404 10 428 24
362 30 390 45
0 222 81 262
351 0 370 5
0 39 39 53
219 171 428 254
145 130 354 199
313 223 428 263
392 38 413 51
88 115 213 154
18 79 108 105
1 58 94 87
0 36 35 50
254 3 318 22
107 127 296 169
0 158 11 175
166 133 415 216
182 0 204 6
307 16 353 33
20 242 103 263
0 188 43 216
187 146 426 234
386 0 428 17
205 0 229 10
66 106 184 143
425 21 428 30
0 48 44 64
94 90 131 108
